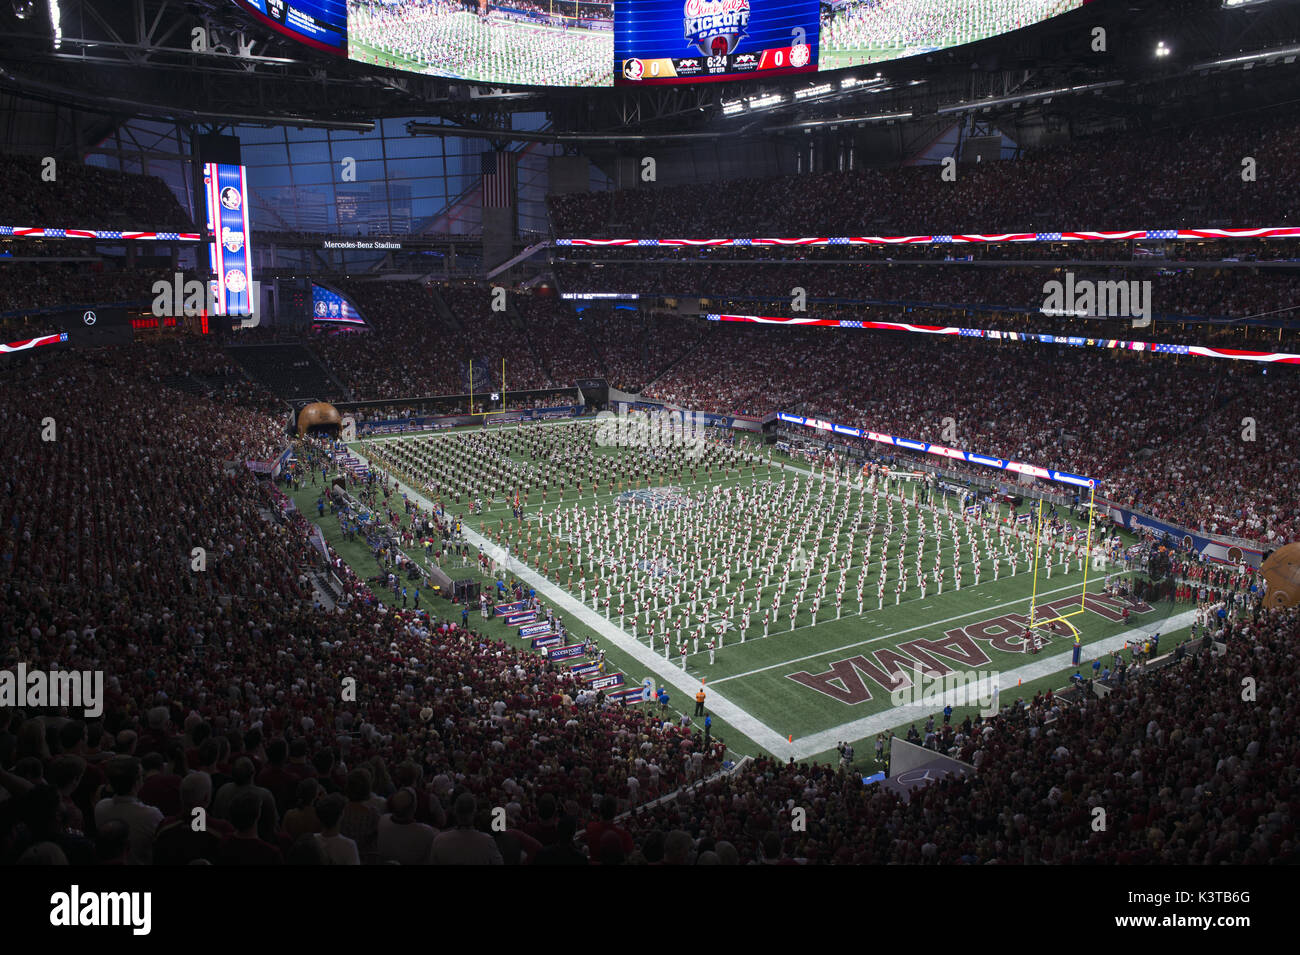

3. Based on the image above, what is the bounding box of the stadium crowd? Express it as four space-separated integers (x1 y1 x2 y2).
0 344 721 865
0 265 171 317
0 333 1293 864
644 327 1298 542
554 261 1300 326
619 601 1296 864
0 153 193 231
2 337 1289 867
549 112 1300 237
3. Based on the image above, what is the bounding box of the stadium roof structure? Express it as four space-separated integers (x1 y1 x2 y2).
3 1 1300 153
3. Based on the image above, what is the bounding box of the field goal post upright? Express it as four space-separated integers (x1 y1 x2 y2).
1077 479 1097 616
471 359 510 426
1028 479 1097 635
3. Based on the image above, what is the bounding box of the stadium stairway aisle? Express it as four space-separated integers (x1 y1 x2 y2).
489 597 644 704
332 449 370 481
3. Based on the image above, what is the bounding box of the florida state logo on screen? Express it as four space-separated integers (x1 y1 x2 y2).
683 0 751 57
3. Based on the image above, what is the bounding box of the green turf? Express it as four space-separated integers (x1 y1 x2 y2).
290 422 1185 766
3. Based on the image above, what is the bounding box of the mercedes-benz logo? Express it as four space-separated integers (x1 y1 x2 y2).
83 310 97 326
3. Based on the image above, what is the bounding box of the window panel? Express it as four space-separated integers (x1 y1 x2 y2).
287 140 333 165
242 143 289 167
329 137 384 162
382 135 437 159
238 127 288 145
289 163 336 186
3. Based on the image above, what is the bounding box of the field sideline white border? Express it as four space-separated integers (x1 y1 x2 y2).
351 421 1186 761
351 436 798 760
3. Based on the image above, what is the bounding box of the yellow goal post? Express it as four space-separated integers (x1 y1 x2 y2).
1027 481 1098 631
469 358 514 422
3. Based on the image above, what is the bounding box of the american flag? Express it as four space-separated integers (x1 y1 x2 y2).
481 151 515 208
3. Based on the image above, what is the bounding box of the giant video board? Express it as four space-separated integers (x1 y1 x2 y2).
232 0 1089 88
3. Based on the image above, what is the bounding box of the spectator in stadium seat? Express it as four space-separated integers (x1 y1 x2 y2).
282 778 325 841
93 756 163 866
530 814 586 866
314 793 361 866
217 790 283 866
377 788 437 865
523 792 560 847
427 793 503 865
584 795 633 858
212 757 279 846
152 772 231 866
340 768 381 864
661 829 694 866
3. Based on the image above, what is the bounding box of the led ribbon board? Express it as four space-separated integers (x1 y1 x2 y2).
706 315 1300 365
776 412 1096 490
0 333 67 356
556 226 1300 246
0 226 201 241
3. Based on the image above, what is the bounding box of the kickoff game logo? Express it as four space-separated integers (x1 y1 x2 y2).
684 0 751 56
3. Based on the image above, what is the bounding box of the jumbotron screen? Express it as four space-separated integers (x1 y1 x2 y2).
202 163 256 318
616 0 818 85
233 0 349 53
233 0 1089 87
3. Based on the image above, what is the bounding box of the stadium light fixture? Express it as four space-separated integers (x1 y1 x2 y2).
794 83 834 100
839 75 884 90
936 80 1122 115
1155 41 1171 58
772 110 913 131
48 0 60 49
1191 42 1300 69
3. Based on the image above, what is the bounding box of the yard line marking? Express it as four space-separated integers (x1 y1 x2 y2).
351 444 797 760
788 610 1198 760
709 579 1091 686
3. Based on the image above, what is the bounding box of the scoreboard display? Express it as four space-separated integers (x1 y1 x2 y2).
234 0 348 53
228 1 1089 87
202 163 256 318
312 284 365 324
615 0 818 85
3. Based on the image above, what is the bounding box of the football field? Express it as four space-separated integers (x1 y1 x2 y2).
317 418 1185 767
